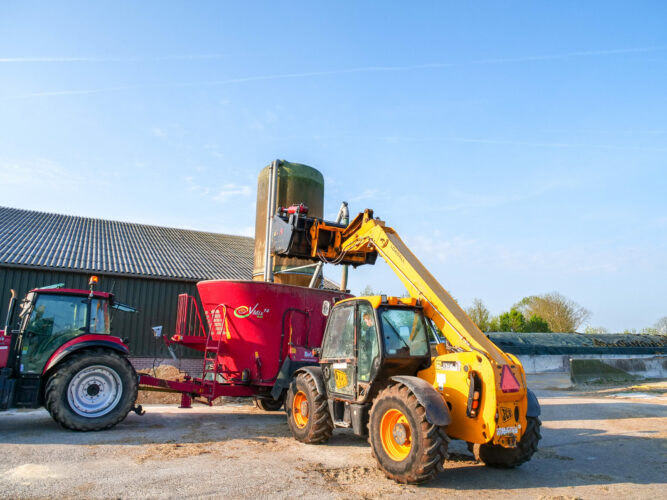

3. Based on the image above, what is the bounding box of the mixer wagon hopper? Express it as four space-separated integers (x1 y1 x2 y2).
138 280 351 409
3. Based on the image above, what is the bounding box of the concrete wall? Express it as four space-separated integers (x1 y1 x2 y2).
518 353 666 383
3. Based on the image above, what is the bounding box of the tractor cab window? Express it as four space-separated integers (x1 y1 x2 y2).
28 294 87 337
379 307 429 357
90 299 110 334
321 305 355 359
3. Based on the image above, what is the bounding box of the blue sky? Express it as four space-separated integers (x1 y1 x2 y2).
1 1 666 332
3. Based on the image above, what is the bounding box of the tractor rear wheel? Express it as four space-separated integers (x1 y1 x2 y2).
254 394 284 411
286 372 332 444
368 384 449 484
474 416 542 468
45 348 138 431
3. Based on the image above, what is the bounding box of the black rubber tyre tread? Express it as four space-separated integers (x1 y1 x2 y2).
44 348 138 431
476 416 542 468
254 395 284 411
285 372 333 444
368 383 449 484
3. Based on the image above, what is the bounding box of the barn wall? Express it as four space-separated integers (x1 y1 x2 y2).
0 266 202 358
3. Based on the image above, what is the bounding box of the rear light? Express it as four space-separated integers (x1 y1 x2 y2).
466 372 482 418
500 365 521 393
471 392 480 410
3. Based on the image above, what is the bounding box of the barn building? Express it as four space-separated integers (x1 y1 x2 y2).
0 206 255 369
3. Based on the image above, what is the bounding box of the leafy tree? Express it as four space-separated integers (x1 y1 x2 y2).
488 309 551 333
584 325 609 334
524 314 551 333
514 292 590 332
654 316 667 335
498 309 526 332
359 284 381 296
466 298 491 332
622 326 660 335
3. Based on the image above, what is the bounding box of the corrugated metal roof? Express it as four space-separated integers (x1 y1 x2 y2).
0 206 254 281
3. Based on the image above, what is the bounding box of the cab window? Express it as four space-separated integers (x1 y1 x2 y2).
379 307 429 357
90 299 110 334
28 294 87 336
321 305 355 359
357 303 379 382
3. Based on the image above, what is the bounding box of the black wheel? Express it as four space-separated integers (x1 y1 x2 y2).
254 394 284 411
368 384 449 484
285 372 332 444
474 416 542 468
45 348 138 431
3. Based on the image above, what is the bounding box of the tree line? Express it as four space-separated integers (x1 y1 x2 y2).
466 293 666 334
359 286 666 334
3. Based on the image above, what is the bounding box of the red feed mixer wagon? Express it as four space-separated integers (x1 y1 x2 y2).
139 280 351 409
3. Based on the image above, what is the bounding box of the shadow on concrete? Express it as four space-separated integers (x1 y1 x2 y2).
540 399 667 421
423 425 666 490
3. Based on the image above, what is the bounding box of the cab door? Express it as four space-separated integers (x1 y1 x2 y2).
320 303 357 398
20 294 88 374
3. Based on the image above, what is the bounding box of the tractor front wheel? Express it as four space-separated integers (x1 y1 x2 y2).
473 416 542 468
285 372 332 444
45 348 138 431
368 384 449 484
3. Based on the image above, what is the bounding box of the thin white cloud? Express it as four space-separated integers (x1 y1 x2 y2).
0 54 233 63
470 46 665 65
410 232 654 276
0 158 80 189
151 127 167 138
7 46 664 99
185 176 210 197
214 184 251 202
9 85 136 99
186 177 252 203
421 177 578 213
349 188 381 203
309 133 667 153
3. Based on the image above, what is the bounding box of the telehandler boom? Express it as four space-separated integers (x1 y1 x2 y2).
273 207 541 483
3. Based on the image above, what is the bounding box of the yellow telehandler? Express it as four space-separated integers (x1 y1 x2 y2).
272 208 541 484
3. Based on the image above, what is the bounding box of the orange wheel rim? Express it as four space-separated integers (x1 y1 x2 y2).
380 408 412 461
292 390 309 429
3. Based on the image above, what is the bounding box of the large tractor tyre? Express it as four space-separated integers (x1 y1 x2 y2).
474 416 542 468
368 384 449 484
285 372 333 444
45 348 138 431
254 394 284 411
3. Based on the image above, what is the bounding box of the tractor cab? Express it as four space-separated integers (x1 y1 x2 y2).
9 286 113 375
313 296 433 429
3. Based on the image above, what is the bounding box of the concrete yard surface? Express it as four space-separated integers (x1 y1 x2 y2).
0 381 665 499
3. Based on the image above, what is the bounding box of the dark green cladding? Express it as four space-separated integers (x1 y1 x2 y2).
0 266 199 358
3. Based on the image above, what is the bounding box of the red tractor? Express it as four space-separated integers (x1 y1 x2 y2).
0 277 141 431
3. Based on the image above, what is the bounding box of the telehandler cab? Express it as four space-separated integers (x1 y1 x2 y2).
0 277 140 431
274 207 542 484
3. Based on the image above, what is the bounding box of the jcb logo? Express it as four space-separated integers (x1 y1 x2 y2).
334 369 348 388
501 407 513 423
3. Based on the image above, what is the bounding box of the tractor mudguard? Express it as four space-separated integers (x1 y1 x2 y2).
526 389 541 417
291 366 327 396
390 375 451 427
43 335 130 374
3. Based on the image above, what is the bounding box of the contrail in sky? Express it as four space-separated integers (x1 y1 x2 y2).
5 46 665 99
0 54 233 63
